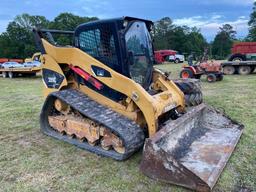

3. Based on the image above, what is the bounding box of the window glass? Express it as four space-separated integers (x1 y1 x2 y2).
125 21 154 86
79 28 118 69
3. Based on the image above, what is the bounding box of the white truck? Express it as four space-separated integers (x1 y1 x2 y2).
0 66 41 78
168 53 185 63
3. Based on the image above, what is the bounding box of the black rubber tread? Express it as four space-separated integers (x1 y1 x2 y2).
223 66 236 75
228 54 246 61
238 66 251 75
40 89 145 161
174 79 201 94
185 92 203 107
174 79 203 107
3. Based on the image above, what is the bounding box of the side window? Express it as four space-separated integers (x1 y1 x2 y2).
79 29 100 57
78 27 118 69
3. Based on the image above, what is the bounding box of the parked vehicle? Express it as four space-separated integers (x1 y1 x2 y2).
0 67 41 78
220 42 256 75
1 62 23 69
168 53 185 63
23 61 41 68
180 61 223 82
222 61 256 75
0 58 23 74
229 42 256 61
180 48 223 82
154 50 176 64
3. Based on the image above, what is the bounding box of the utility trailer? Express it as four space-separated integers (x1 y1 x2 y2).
0 67 41 78
221 61 256 75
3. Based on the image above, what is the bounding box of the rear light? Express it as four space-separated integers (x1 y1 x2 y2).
42 69 64 89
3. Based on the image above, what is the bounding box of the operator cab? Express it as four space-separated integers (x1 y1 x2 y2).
74 17 154 89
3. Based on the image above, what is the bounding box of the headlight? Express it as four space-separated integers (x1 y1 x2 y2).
42 69 64 89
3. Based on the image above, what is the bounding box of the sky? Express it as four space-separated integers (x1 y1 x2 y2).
0 0 254 41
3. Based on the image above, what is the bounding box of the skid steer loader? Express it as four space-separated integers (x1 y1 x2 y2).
33 17 243 191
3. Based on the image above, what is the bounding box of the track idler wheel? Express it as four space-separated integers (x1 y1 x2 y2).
49 106 126 154
54 99 70 114
100 129 125 154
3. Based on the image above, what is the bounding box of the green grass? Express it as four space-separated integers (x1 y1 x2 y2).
0 65 255 192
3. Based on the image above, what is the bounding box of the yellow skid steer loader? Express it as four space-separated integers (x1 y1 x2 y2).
33 17 243 191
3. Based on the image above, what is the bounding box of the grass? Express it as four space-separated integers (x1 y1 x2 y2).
0 64 255 192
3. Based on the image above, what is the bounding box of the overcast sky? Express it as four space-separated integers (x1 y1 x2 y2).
0 0 254 41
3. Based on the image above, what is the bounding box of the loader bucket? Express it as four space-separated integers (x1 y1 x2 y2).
140 104 243 192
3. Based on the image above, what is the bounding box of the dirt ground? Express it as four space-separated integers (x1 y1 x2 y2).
0 64 255 192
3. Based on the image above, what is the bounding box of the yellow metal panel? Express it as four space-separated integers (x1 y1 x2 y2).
41 54 68 97
41 39 185 137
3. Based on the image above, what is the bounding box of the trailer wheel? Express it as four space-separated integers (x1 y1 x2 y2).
8 72 14 78
180 69 194 79
238 66 251 75
207 74 217 83
223 66 235 75
2 71 8 78
250 67 255 73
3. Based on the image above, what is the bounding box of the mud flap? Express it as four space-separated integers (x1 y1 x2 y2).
140 104 243 192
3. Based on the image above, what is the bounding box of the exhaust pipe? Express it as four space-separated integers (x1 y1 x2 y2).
140 104 243 192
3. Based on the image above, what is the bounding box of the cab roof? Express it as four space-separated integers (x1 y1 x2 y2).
75 16 153 31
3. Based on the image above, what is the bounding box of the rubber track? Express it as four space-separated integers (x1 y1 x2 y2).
40 89 145 161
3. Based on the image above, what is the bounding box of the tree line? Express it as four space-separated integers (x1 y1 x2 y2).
0 2 256 60
0 13 98 59
154 2 256 59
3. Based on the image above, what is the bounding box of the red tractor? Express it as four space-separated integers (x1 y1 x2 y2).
180 48 224 83
180 61 223 82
